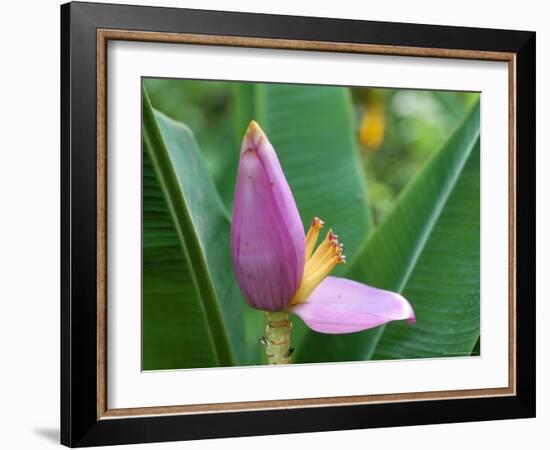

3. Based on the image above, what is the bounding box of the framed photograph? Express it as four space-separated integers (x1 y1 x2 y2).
61 1 535 447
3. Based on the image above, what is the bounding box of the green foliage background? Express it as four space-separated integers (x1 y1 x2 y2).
142 78 480 370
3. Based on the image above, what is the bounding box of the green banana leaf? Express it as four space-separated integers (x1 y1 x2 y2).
142 88 255 370
472 337 481 356
295 100 481 363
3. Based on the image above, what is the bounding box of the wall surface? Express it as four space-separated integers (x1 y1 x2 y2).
0 0 545 449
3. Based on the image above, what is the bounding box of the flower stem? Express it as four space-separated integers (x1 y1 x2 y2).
263 311 292 365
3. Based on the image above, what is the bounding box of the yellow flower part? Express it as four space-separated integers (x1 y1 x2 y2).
291 217 346 305
359 102 385 152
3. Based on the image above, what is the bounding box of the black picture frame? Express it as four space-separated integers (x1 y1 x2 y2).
61 1 535 447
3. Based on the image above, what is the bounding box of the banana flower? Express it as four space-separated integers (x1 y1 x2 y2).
231 121 415 364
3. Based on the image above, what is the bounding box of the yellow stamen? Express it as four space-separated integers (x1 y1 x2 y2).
305 217 324 261
302 255 339 284
306 229 334 267
291 219 346 305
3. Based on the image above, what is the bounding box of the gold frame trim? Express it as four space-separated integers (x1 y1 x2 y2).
96 29 517 420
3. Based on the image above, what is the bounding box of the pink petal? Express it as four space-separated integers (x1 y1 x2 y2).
292 276 415 334
231 121 305 311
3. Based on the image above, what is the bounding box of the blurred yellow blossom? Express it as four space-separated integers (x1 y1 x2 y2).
359 102 386 152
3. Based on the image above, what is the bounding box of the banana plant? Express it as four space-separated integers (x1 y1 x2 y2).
142 83 480 369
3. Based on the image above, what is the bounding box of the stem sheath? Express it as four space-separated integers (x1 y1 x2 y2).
263 311 292 365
